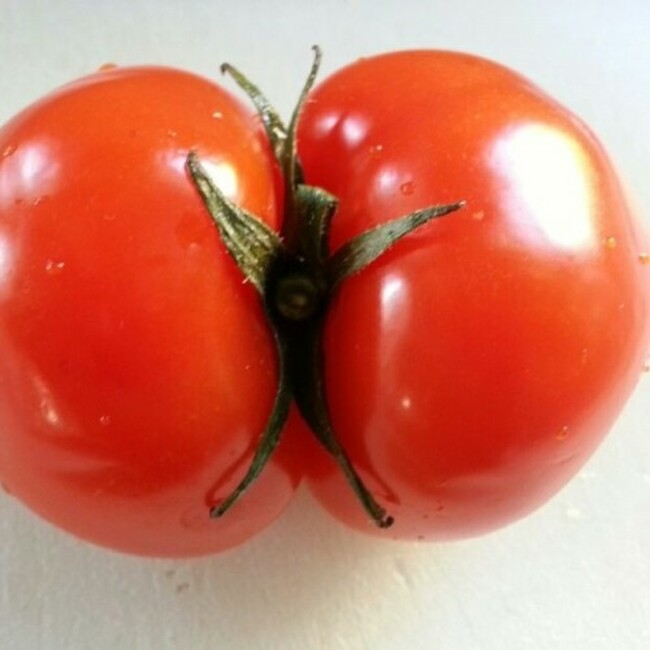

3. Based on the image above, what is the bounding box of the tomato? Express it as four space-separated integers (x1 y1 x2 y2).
1 51 648 554
0 66 302 557
297 51 650 540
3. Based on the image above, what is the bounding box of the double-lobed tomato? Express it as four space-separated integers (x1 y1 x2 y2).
0 51 648 557
298 51 650 539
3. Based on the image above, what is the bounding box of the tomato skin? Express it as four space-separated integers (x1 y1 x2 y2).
0 66 301 557
298 51 650 539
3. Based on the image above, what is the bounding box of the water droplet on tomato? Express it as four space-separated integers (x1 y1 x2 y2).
555 426 570 441
32 196 47 206
605 236 617 249
99 415 112 426
98 63 118 72
639 253 650 265
369 144 384 156
45 259 65 275
212 111 223 120
400 181 415 195
2 144 16 158
400 396 412 409
167 129 178 138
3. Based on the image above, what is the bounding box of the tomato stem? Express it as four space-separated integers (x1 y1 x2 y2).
327 200 466 289
278 309 394 529
187 151 283 294
220 62 288 166
220 47 323 253
187 48 465 531
210 333 292 519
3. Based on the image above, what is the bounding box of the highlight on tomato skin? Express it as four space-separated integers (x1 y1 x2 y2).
297 50 650 541
0 65 302 558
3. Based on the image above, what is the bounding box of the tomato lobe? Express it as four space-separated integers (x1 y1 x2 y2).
298 51 650 539
0 66 300 557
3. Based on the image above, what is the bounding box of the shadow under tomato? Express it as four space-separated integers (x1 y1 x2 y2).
153 489 457 647
0 486 457 650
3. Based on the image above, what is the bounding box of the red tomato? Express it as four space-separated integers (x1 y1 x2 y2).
0 66 302 557
297 51 650 540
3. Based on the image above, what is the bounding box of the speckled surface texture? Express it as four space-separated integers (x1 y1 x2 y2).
0 2 649 649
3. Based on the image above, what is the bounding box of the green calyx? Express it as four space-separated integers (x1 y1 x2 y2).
187 46 465 529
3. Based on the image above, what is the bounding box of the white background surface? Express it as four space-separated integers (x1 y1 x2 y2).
1 2 649 649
